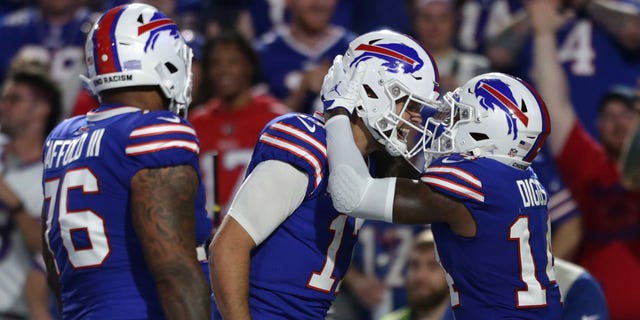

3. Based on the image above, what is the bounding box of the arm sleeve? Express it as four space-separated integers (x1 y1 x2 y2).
227 160 308 245
325 115 395 222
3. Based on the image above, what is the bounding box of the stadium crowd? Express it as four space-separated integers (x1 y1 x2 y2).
0 0 638 319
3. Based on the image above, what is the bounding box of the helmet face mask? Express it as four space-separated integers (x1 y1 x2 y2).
342 30 440 158
422 73 551 169
84 4 193 117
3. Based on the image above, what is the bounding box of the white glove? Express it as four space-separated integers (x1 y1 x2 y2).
321 55 364 114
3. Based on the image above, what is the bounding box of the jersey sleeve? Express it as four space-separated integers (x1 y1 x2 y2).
562 273 609 320
420 157 485 204
251 114 327 197
125 111 200 169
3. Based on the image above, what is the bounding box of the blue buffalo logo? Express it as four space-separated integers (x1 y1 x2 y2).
474 79 529 140
138 12 180 52
350 42 424 74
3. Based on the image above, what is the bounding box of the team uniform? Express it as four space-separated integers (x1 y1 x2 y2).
0 145 43 318
212 112 362 319
554 259 609 320
556 122 640 319
42 105 211 319
255 26 355 114
188 93 287 218
422 154 562 319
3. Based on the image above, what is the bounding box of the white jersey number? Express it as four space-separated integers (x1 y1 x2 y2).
437 216 556 308
509 216 556 307
308 215 362 293
558 20 595 76
44 168 110 269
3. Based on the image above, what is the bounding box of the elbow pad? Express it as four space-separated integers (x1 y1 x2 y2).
328 164 395 222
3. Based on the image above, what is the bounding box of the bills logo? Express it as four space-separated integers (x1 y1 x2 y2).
350 42 423 74
475 79 529 140
138 12 180 52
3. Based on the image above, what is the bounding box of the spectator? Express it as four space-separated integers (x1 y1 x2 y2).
620 108 640 189
381 229 454 320
488 0 640 138
412 0 490 93
0 64 60 319
531 1 640 318
0 0 98 117
41 4 211 318
189 30 288 222
255 0 355 113
457 0 523 56
331 222 424 320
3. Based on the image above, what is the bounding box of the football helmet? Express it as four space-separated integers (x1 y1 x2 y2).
83 3 193 117
423 72 551 169
341 29 440 158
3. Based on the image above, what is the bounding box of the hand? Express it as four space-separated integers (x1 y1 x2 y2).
527 0 572 35
321 55 363 114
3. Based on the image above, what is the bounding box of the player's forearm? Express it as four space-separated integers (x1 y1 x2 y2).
131 166 211 319
152 261 211 319
209 220 252 320
40 208 61 312
325 115 395 222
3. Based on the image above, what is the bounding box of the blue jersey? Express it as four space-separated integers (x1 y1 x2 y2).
517 17 640 138
212 113 362 320
255 27 355 114
422 154 561 319
555 260 609 320
42 105 211 320
457 0 523 54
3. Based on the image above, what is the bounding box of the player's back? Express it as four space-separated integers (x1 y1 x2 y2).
42 105 211 319
212 113 362 319
421 154 561 319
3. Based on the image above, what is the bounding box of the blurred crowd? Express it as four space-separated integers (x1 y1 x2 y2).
0 0 638 319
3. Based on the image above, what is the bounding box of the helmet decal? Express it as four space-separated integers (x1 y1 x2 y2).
351 42 424 74
92 5 126 74
138 12 180 52
475 79 529 140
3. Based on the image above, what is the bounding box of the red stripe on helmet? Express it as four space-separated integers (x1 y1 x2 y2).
355 44 416 66
138 18 174 35
93 5 125 74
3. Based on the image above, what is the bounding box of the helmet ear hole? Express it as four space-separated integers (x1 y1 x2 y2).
470 132 489 141
363 84 378 99
164 62 178 74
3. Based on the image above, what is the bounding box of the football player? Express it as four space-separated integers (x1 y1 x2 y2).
323 67 562 318
208 29 439 319
41 4 211 319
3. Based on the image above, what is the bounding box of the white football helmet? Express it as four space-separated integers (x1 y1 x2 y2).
83 3 193 117
341 29 440 158
423 72 551 169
